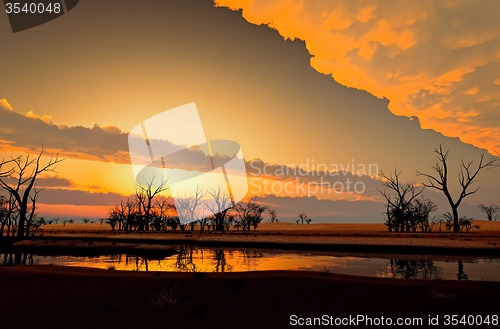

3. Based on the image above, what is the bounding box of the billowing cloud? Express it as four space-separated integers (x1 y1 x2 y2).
1 99 493 205
0 101 243 171
0 98 13 111
1 175 74 188
246 158 382 200
37 189 126 206
0 103 130 163
36 175 75 188
25 110 52 123
215 0 500 153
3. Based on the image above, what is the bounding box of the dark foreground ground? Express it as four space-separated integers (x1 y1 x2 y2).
1 265 499 329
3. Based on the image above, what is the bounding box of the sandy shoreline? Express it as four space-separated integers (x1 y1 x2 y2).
2 220 499 256
4 236 500 257
2 222 500 328
1 265 499 329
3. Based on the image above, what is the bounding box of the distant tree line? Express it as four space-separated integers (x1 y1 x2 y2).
107 181 271 232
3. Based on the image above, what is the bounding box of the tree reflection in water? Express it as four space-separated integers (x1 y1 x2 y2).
241 249 264 269
173 247 262 272
175 246 197 272
389 259 470 280
457 260 468 280
2 253 33 265
389 259 441 279
0 252 476 281
213 249 228 272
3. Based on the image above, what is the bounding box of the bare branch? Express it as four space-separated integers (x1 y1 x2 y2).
418 145 498 232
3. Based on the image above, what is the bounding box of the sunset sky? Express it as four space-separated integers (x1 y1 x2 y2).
1 0 499 221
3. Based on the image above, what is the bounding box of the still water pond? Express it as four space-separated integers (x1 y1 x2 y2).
2 246 500 281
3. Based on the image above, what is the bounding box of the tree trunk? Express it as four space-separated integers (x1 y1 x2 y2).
25 220 31 237
452 206 460 233
16 209 26 239
217 220 224 232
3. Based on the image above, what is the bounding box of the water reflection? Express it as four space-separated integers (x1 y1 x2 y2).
389 259 441 280
1 247 498 281
457 260 468 280
175 246 197 272
3 252 35 265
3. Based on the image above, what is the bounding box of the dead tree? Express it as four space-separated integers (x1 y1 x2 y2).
418 145 497 233
298 213 310 224
378 169 423 232
0 196 9 236
174 185 206 229
25 188 41 237
235 200 267 231
135 173 167 231
154 197 175 231
268 209 278 222
106 207 120 231
0 160 15 236
0 150 63 239
411 198 438 232
478 204 500 221
109 200 133 231
0 158 14 178
0 195 19 236
134 192 146 230
206 186 232 231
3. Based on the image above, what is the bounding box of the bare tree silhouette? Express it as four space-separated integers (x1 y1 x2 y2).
153 197 175 231
0 158 15 178
378 169 423 232
412 198 438 232
235 200 267 231
174 185 206 229
268 209 278 222
0 150 63 238
418 145 497 233
206 186 232 231
107 206 120 231
478 204 500 221
0 195 17 237
135 173 167 231
297 212 311 224
25 188 41 236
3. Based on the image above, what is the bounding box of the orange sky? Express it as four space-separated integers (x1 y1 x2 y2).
216 0 500 154
1 0 499 221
